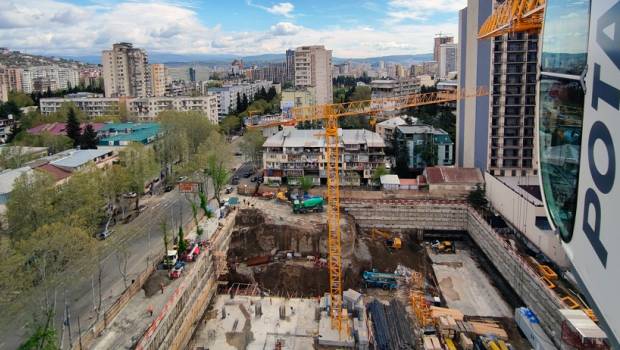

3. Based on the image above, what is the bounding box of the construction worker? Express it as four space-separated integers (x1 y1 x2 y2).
147 305 153 317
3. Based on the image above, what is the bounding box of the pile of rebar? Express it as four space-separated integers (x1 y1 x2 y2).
367 299 416 350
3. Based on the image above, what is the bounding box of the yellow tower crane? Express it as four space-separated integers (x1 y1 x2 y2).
478 0 546 39
248 87 487 331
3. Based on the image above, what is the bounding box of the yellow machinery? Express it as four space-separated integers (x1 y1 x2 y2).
371 228 402 249
478 0 546 39
249 87 487 331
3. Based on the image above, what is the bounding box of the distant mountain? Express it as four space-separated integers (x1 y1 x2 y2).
58 52 434 67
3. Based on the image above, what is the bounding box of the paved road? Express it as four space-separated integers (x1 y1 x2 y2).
0 136 249 349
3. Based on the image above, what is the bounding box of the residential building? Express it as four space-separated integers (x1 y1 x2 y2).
79 67 101 88
101 42 151 97
370 79 419 100
151 64 167 97
294 45 333 105
28 122 105 136
434 35 454 62
488 31 539 177
0 75 7 102
393 125 454 169
395 64 406 79
0 118 15 143
20 66 80 93
262 127 386 186
375 116 408 144
439 43 457 79
40 96 120 117
456 0 492 170
127 95 218 122
285 49 295 84
411 61 439 77
0 66 22 93
247 63 287 83
165 80 195 97
49 148 116 172
208 80 274 118
98 122 162 146
280 87 316 113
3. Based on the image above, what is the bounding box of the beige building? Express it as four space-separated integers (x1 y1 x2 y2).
434 35 454 62
294 45 333 105
102 42 151 98
0 66 22 93
127 95 218 123
375 116 408 144
150 64 167 97
280 87 317 111
263 127 386 187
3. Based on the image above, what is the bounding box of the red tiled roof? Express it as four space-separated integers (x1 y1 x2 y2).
424 167 483 184
399 179 418 185
35 163 72 181
28 122 105 136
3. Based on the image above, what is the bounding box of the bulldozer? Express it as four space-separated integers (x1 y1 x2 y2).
371 228 402 250
431 240 456 254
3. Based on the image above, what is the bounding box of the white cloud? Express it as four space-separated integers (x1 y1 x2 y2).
387 0 466 22
248 1 295 18
270 22 302 36
0 0 459 58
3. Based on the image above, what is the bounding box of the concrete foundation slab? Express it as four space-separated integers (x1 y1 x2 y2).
429 246 512 318
318 311 355 348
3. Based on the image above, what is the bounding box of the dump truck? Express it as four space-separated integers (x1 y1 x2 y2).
292 197 324 214
362 270 398 290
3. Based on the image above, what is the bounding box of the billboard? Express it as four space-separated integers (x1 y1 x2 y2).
178 181 199 193
569 0 620 346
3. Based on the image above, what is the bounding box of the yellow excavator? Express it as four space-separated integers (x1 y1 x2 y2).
371 228 402 250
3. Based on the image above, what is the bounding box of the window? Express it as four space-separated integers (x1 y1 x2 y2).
541 0 590 76
539 75 585 241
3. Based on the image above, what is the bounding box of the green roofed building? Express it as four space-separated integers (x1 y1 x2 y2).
98 122 162 146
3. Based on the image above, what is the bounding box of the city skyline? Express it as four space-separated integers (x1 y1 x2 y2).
0 0 464 58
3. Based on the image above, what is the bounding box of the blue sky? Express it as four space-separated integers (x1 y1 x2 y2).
0 0 465 57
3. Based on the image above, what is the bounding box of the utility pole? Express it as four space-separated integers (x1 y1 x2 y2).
77 315 83 350
66 289 72 348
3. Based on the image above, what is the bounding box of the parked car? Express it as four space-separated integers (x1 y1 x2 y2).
177 176 188 182
123 192 137 198
231 176 240 185
96 229 114 240
225 185 234 194
169 261 185 279
183 244 201 262
137 204 148 213
250 176 258 182
234 151 243 156
243 172 252 178
164 184 175 192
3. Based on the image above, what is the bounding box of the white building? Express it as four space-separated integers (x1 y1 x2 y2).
40 96 120 117
294 45 333 105
375 116 409 144
370 79 420 100
127 95 218 123
20 66 80 93
208 80 274 119
439 43 457 79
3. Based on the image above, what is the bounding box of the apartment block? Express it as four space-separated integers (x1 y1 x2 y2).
434 35 454 62
263 127 386 186
456 0 492 170
488 31 539 177
0 66 22 92
285 49 295 84
127 95 218 123
393 125 454 169
20 66 80 93
102 42 151 98
439 43 457 79
40 95 120 117
370 79 419 100
151 64 167 97
294 45 333 105
375 116 408 145
208 80 274 118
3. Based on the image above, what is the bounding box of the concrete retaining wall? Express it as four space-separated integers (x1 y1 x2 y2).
135 209 237 350
343 201 564 346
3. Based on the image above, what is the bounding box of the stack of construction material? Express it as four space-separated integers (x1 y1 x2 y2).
468 321 508 340
422 335 442 350
437 315 458 338
429 306 464 321
459 333 474 350
367 299 415 350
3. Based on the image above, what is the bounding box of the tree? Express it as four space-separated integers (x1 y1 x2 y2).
468 184 488 211
299 176 313 194
267 86 277 101
118 143 159 209
177 226 187 253
196 133 232 205
80 124 98 149
220 115 241 137
65 107 81 148
242 93 249 112
239 129 265 168
6 172 57 240
161 219 170 255
8 91 35 108
236 93 242 114
159 111 217 154
372 165 389 184
393 139 410 178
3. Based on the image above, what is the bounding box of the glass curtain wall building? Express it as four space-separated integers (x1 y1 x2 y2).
538 0 591 242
